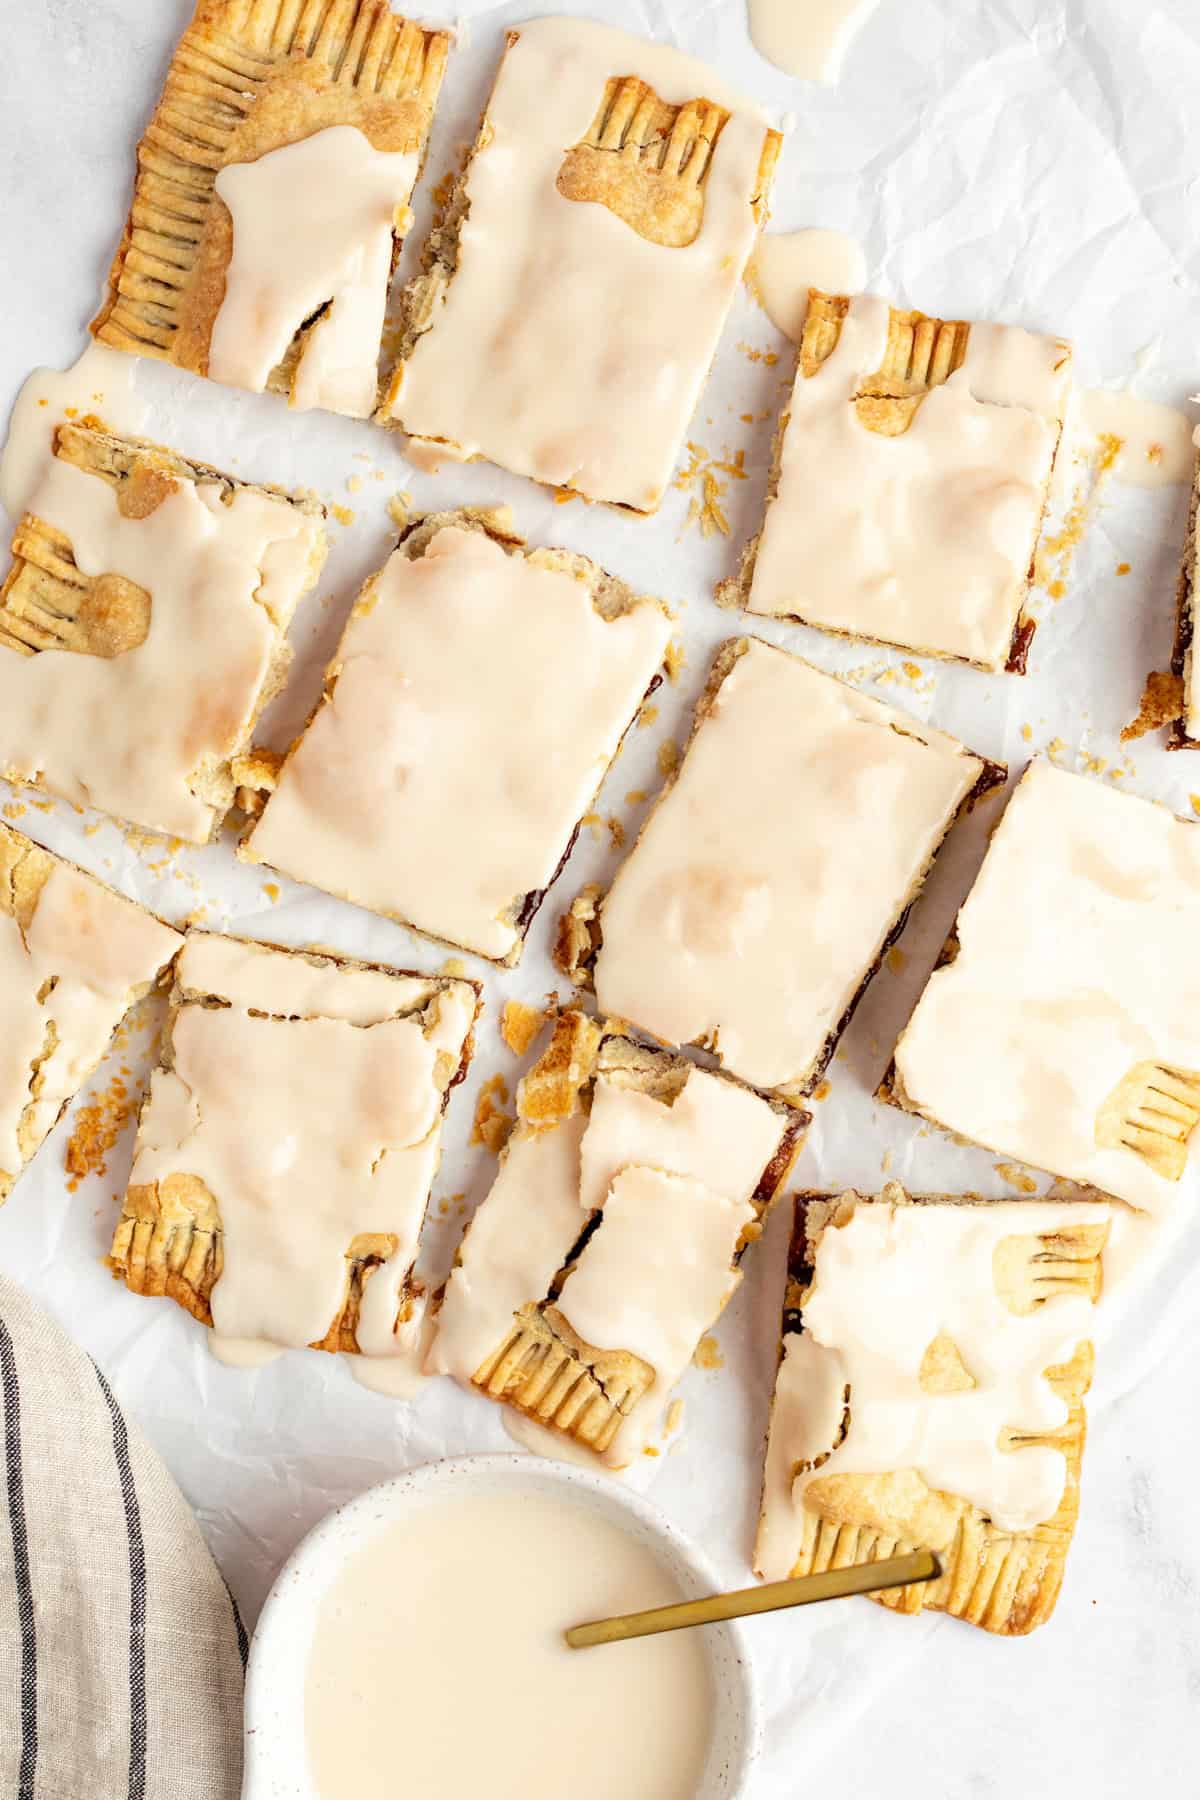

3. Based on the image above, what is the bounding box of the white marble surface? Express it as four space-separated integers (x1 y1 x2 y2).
2 2 1200 1796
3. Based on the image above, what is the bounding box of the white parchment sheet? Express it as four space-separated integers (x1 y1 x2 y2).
3 1 1200 1792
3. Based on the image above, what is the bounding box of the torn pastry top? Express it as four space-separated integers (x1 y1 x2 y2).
385 16 779 510
127 934 477 1361
591 638 988 1095
755 1189 1110 1582
0 825 182 1193
430 1016 792 1462
746 293 1072 668
242 519 671 961
92 1 450 417
0 422 326 841
893 759 1200 1228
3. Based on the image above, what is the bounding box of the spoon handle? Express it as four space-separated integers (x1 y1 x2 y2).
564 1549 940 1649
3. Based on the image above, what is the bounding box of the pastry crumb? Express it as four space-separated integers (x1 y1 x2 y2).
693 1334 724 1371
656 739 680 778
881 1149 893 1172
606 815 625 850
1116 561 1131 576
331 503 355 527
471 1075 513 1155
500 1000 544 1058
664 638 686 683
1120 670 1183 742
812 1079 830 1101
65 1074 136 1190
665 1398 684 1435
995 1161 1039 1194
673 441 747 538
637 702 660 730
440 956 468 978
262 882 280 904
886 946 906 974
387 491 412 531
1021 723 1033 741
624 788 647 806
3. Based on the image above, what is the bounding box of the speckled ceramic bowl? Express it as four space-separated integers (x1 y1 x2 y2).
242 1453 761 1800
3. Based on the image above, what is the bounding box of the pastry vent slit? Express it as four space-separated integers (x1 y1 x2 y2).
1095 1059 1200 1180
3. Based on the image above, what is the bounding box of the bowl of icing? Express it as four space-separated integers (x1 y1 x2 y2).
242 1453 761 1800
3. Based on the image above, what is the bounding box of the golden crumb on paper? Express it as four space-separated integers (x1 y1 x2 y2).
440 956 468 978
65 1073 137 1190
624 788 647 807
995 1162 1039 1194
1120 670 1183 742
262 882 280 904
656 740 681 778
387 491 413 531
500 1000 544 1058
638 702 659 729
693 1334 724 1371
1035 432 1121 601
665 1398 684 1435
471 1075 513 1155
664 638 686 683
330 503 355 527
673 441 748 538
1116 561 1131 575
886 946 906 974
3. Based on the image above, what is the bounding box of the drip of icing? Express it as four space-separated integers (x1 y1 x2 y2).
210 126 417 418
1 342 146 526
208 1335 285 1370
748 0 881 83
1077 387 1194 488
749 229 867 340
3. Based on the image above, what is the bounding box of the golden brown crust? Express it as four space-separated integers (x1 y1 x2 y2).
769 1189 1104 1634
91 0 450 401
106 936 481 1349
553 636 1005 1102
1167 451 1200 748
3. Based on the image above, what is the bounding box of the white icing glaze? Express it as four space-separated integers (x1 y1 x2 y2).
304 1491 714 1800
748 0 881 83
430 1043 784 1461
755 1196 1110 1581
1078 386 1194 489
210 126 418 418
389 17 772 509
244 524 670 960
0 853 181 1181
556 1165 754 1464
130 936 474 1365
0 343 145 526
746 295 1071 667
895 759 1200 1226
0 420 325 841
593 640 984 1093
749 228 867 340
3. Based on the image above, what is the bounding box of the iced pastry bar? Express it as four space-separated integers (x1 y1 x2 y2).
0 822 182 1203
755 1185 1110 1634
429 1010 806 1465
108 933 479 1368
1169 445 1200 746
886 759 1200 1241
0 420 327 841
92 0 450 418
238 508 672 963
720 292 1072 670
382 17 780 510
555 637 1002 1101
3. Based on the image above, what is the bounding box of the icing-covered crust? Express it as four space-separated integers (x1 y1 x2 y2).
720 291 1071 671
383 18 780 511
887 759 1200 1228
108 933 479 1358
755 1186 1109 1634
91 0 449 416
429 1010 807 1464
555 636 1003 1099
0 421 327 841
238 507 671 964
0 823 182 1203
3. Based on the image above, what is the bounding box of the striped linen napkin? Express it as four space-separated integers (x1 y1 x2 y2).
0 1275 244 1799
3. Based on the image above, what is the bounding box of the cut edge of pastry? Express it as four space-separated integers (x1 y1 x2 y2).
1166 448 1200 748
716 291 1068 676
553 636 1005 1102
381 27 781 513
236 505 669 965
760 1186 1107 1635
106 932 481 1349
90 0 452 411
0 421 329 839
0 820 181 1203
444 1007 806 1455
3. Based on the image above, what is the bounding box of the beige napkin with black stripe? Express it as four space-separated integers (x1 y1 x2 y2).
0 1275 244 1799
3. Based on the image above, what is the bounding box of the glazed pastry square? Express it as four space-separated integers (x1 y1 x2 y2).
755 1185 1110 1634
91 0 450 418
108 933 479 1366
721 292 1072 670
238 508 671 963
1169 446 1200 745
382 17 780 510
888 759 1200 1234
429 1010 805 1465
0 824 182 1203
0 421 327 842
555 637 1002 1101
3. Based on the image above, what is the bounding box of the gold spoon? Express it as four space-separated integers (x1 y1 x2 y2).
564 1550 940 1649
